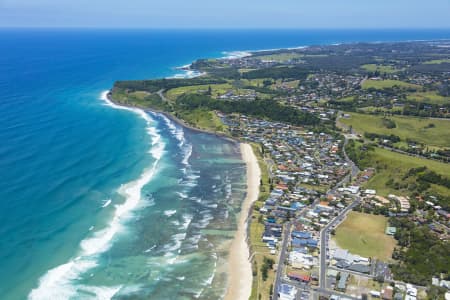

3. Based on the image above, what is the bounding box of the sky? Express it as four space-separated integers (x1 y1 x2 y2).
0 0 449 29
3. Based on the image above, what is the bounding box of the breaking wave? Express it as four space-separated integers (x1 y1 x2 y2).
27 91 166 300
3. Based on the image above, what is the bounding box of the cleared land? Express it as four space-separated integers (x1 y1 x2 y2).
423 59 450 64
406 91 450 105
361 79 421 90
363 146 450 196
361 64 402 73
165 83 232 100
334 212 396 261
340 112 450 148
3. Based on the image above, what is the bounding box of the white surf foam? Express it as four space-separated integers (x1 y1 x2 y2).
28 91 166 300
161 114 193 167
77 285 123 300
101 199 112 208
221 51 252 59
164 210 177 217
171 70 205 79
176 192 188 199
144 245 156 253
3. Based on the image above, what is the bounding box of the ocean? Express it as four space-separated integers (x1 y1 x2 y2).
0 29 449 300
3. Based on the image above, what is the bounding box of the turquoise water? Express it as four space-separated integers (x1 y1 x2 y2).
1 29 449 299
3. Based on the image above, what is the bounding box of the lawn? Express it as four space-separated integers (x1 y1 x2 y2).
361 64 402 73
334 212 396 261
406 91 450 105
340 112 450 148
361 79 421 90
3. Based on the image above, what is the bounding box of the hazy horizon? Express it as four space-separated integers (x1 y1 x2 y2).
1 0 449 29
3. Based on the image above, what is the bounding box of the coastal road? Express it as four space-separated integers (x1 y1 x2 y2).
319 198 360 290
157 89 168 102
272 222 291 300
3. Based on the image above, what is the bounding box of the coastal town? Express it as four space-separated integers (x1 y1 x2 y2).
110 40 450 300
5 0 450 299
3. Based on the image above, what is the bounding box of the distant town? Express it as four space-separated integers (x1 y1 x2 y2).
110 40 450 300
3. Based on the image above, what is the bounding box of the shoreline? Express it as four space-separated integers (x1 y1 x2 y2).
106 91 237 144
104 91 260 299
224 143 261 300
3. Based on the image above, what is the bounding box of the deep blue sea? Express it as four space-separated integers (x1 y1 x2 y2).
1 29 449 300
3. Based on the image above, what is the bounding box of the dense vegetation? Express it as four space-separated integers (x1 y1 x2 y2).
390 218 450 285
175 93 320 126
260 257 275 281
242 66 309 80
114 78 227 93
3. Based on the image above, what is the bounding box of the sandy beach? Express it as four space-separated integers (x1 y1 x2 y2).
224 143 261 300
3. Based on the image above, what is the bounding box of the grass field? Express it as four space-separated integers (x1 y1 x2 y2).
361 79 421 90
334 212 396 261
165 83 232 100
363 146 450 196
336 96 355 103
358 106 403 114
177 108 227 133
361 64 402 73
340 112 450 148
407 91 450 105
423 59 450 64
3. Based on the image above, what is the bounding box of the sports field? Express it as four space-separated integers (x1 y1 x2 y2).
334 212 396 261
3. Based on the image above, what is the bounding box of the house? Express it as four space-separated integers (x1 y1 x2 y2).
406 284 417 298
337 272 349 291
278 284 297 300
348 264 370 274
345 186 360 194
288 272 311 283
370 291 381 298
382 286 393 300
364 189 377 195
385 227 397 235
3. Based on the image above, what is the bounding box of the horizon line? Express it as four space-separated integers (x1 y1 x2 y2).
1 26 450 31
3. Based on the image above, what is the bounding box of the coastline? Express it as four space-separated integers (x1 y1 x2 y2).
105 90 260 299
106 91 236 143
224 143 261 300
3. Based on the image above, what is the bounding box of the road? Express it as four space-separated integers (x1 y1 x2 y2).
342 135 360 178
157 89 167 102
319 198 360 290
312 287 361 300
272 222 292 300
282 278 361 300
273 124 361 299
